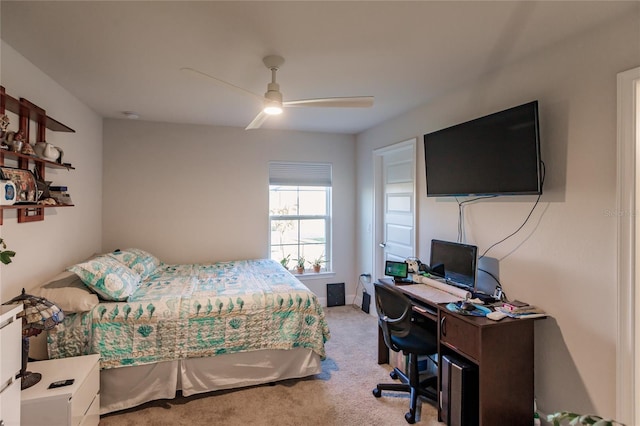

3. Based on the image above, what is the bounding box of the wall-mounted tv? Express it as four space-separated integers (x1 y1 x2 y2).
424 101 542 197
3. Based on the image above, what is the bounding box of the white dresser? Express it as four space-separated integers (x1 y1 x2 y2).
21 354 100 426
0 304 23 426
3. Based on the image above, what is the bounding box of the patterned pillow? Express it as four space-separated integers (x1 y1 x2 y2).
107 248 160 280
68 255 141 301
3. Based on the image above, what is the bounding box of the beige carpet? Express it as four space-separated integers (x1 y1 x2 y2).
99 305 440 425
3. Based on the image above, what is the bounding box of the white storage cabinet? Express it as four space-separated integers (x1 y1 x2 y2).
0 304 23 426
21 354 100 426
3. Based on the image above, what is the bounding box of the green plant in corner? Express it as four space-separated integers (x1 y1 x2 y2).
0 238 16 265
547 411 625 426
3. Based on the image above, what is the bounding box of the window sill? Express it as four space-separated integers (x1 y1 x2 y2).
293 271 336 281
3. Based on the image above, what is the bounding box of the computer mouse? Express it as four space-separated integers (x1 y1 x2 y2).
459 301 475 311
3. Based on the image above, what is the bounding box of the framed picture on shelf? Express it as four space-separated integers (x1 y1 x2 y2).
0 166 38 204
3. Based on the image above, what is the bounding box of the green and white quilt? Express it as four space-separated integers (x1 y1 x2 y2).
48 259 330 369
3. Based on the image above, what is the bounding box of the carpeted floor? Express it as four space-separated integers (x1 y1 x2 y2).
99 305 440 425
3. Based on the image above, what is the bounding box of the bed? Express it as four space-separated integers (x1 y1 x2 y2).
36 251 330 414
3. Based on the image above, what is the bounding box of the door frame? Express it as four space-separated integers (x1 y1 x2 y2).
616 66 639 425
373 138 417 283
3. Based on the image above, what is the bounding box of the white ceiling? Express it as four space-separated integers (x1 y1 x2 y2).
1 1 635 134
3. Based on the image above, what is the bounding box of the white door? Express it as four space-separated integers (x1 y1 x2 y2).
374 139 417 279
616 66 639 425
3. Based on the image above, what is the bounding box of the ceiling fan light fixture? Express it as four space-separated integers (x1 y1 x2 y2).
183 55 373 130
263 87 283 115
263 101 283 115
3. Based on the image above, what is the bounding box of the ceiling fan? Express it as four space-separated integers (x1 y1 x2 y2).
181 55 374 130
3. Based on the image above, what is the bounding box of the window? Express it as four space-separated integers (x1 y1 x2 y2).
269 162 331 273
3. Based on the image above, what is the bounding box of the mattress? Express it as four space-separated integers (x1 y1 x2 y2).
47 259 330 370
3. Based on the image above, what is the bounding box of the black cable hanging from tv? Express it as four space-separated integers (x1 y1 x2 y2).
479 161 546 260
456 195 497 242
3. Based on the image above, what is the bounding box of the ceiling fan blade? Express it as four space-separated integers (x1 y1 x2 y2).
245 110 270 130
180 67 265 103
283 96 374 108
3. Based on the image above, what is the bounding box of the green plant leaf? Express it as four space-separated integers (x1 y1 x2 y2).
0 250 16 264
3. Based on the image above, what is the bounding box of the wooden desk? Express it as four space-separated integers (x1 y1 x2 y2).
376 281 541 426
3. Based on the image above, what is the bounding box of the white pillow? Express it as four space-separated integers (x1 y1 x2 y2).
33 270 99 313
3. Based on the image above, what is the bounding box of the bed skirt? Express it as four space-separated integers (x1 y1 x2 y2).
100 347 322 414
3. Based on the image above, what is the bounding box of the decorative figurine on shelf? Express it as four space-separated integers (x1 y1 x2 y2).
9 130 24 153
0 114 9 131
32 167 51 202
0 114 9 150
1 131 13 150
21 141 35 156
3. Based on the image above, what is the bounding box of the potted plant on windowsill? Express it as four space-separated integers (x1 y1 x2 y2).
280 254 291 270
310 255 325 273
294 257 305 274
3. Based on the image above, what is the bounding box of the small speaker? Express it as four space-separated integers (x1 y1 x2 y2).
361 291 371 313
327 283 345 307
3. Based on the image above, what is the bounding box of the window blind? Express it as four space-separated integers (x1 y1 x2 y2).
269 162 332 187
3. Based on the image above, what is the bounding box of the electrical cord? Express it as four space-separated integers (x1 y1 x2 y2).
476 268 507 302
352 274 368 306
479 161 546 259
456 195 497 242
478 267 501 287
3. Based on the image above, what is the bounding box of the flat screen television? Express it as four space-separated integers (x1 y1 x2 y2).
429 239 478 291
424 101 542 197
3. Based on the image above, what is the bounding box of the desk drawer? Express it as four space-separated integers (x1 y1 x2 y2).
440 312 479 361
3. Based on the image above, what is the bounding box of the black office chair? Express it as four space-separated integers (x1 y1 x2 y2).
372 282 438 424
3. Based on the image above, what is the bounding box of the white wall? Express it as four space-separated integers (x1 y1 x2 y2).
356 13 639 419
0 41 103 303
102 119 356 301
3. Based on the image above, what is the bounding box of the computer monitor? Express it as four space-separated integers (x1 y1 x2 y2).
429 239 478 291
384 260 409 283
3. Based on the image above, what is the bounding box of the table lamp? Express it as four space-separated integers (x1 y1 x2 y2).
4 288 64 389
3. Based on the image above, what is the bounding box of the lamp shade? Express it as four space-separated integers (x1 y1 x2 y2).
3 288 64 389
6 288 64 333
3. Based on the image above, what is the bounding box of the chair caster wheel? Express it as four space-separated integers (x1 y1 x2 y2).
372 388 382 398
390 370 399 380
404 412 416 424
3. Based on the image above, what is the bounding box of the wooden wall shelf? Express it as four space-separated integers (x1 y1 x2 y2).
0 149 75 170
0 86 75 225
1 89 75 133
0 204 74 210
